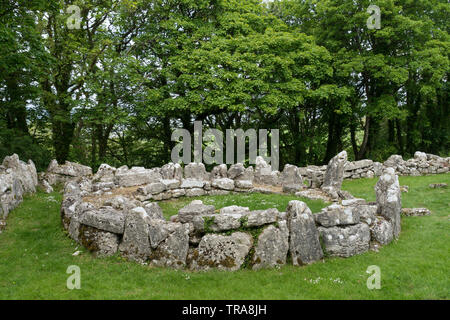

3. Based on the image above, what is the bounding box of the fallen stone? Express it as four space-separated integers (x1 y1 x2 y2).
401 208 431 216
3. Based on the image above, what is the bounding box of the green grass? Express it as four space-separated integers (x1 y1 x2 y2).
158 193 328 220
0 174 449 299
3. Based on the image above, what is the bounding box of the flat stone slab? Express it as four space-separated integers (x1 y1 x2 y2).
178 200 215 223
189 232 253 271
401 208 431 216
80 208 125 234
315 204 360 227
318 223 370 258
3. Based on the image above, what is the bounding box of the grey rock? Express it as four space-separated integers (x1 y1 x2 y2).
280 164 303 193
318 223 370 257
148 220 189 268
137 182 166 195
211 178 235 190
252 222 289 270
227 163 245 179
287 201 323 265
211 164 228 179
401 208 431 216
244 208 279 227
184 163 208 180
80 208 126 234
185 188 206 197
370 216 393 246
220 205 250 215
178 200 215 223
189 232 253 271
161 163 183 180
93 164 116 183
322 151 347 191
161 179 181 190
192 213 242 232
357 204 377 226
315 204 360 227
119 207 152 263
144 202 165 220
114 167 161 187
235 180 253 189
375 167 401 238
78 225 119 257
180 178 205 189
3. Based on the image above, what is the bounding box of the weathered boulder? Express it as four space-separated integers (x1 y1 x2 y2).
254 156 279 185
414 151 427 162
2 154 38 193
148 220 189 269
160 179 181 190
45 159 92 185
383 154 404 169
192 213 242 232
93 164 116 183
234 180 253 189
356 204 378 226
184 163 208 180
180 178 205 189
227 163 245 179
137 182 166 196
211 178 235 190
80 207 126 234
189 232 253 271
40 179 53 193
370 216 393 246
0 172 24 219
280 164 303 193
185 188 206 197
401 208 431 217
375 167 401 238
160 163 183 180
220 206 250 215
252 222 289 270
321 151 347 196
210 164 228 179
315 204 360 227
178 200 215 223
78 224 120 257
244 208 279 227
318 223 370 257
118 207 152 263
144 202 165 220
287 201 323 265
114 166 161 187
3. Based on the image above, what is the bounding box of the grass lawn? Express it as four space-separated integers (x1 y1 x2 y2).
0 174 448 299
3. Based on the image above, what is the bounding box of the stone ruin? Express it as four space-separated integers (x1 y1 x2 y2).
0 154 38 233
59 152 411 271
1 150 447 270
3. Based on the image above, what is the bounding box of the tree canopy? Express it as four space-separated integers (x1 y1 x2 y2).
1 0 448 171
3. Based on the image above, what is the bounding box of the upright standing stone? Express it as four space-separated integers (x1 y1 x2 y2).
119 207 151 263
280 164 303 193
375 167 401 238
321 151 347 197
252 222 289 270
287 201 323 265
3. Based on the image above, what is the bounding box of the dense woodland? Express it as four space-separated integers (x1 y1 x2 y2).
1 0 448 171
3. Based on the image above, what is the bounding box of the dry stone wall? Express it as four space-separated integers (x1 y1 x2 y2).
59 151 427 271
0 154 38 232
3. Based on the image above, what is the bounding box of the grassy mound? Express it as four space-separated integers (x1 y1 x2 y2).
0 174 448 299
